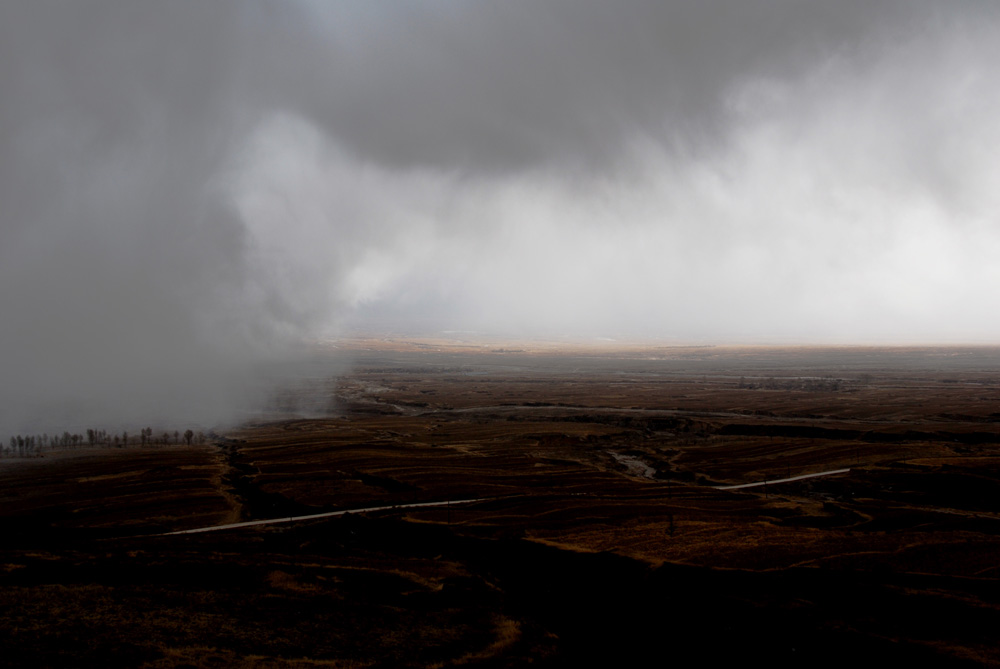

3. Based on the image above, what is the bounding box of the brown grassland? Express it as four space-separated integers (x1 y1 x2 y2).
2 338 1000 666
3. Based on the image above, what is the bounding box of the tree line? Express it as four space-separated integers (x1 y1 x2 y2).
3 427 206 458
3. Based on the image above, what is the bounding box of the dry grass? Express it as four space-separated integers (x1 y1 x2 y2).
3 343 1000 665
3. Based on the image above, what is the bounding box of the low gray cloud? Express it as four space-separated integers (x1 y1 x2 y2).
2 1 999 434
0 1 298 434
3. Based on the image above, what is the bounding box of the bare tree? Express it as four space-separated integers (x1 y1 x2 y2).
183 429 194 446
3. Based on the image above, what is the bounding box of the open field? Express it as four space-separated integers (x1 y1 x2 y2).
2 340 1000 666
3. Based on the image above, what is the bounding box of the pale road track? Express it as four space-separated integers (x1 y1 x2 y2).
157 498 488 536
714 468 851 490
156 469 851 536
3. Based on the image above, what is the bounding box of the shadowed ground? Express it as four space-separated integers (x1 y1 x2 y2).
1 340 999 666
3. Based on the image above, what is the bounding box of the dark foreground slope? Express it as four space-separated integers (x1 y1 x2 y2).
0 515 994 668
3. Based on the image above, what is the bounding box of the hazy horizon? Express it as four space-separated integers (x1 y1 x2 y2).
3 1 1000 434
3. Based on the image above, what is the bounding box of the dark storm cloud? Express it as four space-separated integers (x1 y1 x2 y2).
2 1 999 434
283 0 932 172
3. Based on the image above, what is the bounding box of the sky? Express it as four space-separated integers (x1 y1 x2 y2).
2 1 1000 433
